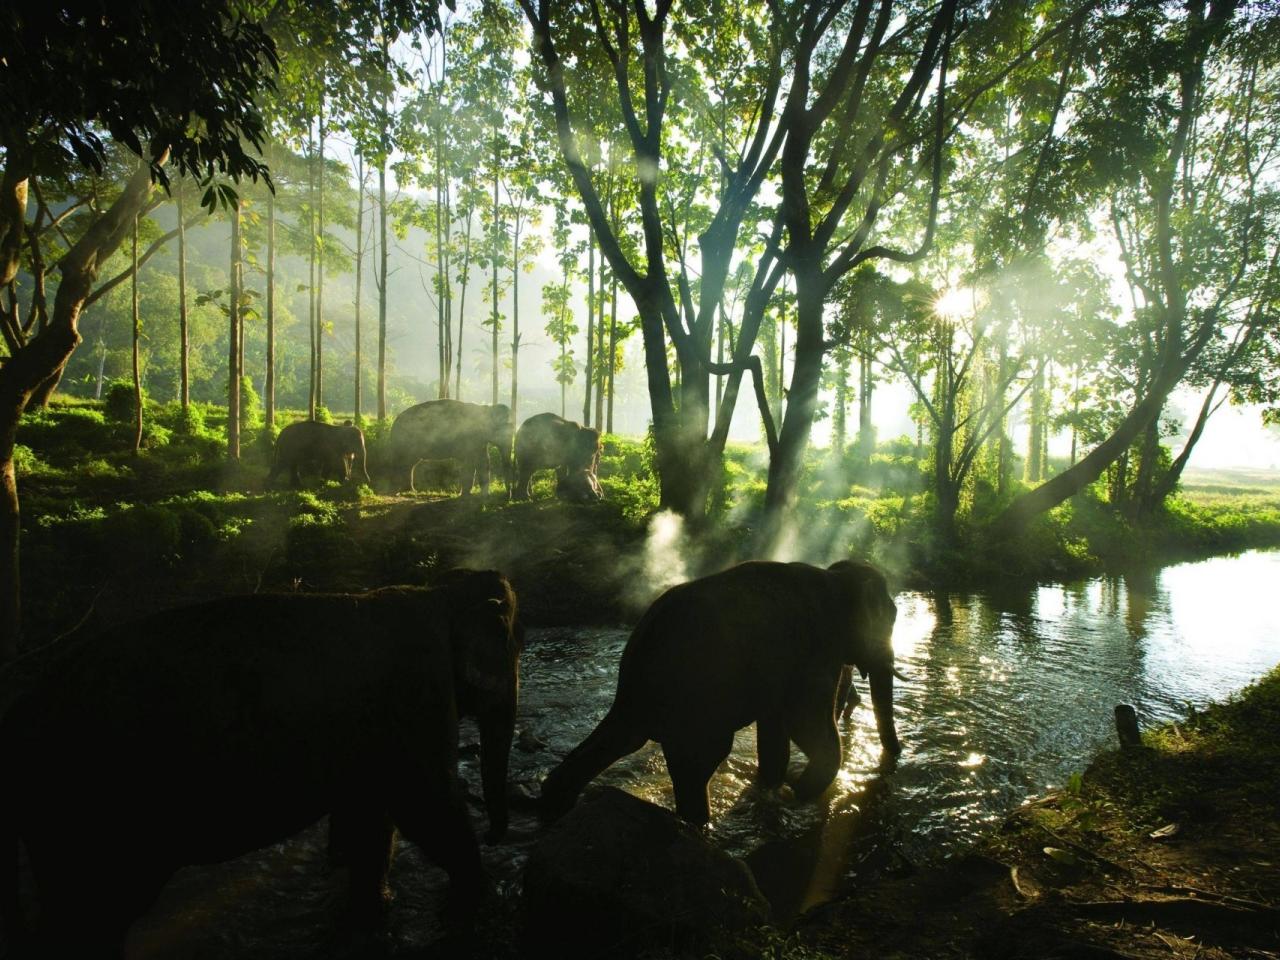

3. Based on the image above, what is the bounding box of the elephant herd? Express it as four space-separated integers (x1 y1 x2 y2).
0 558 904 956
269 399 603 503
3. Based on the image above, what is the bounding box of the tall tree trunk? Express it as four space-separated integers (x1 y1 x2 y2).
510 219 520 421
1152 380 1223 505
760 268 823 548
455 209 473 401
490 131 500 407
377 161 388 422
606 275 618 434
833 349 849 456
265 188 276 432
1025 363 1044 483
858 335 875 468
307 127 317 419
583 234 594 425
594 267 605 430
131 215 143 454
177 180 189 410
316 97 326 411
353 156 364 423
1129 412 1164 520
227 201 241 460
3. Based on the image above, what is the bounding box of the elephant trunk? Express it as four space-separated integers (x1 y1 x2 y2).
357 448 371 485
869 668 901 756
477 683 516 843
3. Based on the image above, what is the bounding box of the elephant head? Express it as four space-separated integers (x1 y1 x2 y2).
338 420 371 484
556 468 603 502
433 568 523 841
826 560 902 755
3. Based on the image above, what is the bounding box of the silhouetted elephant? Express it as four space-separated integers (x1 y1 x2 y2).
267 418 370 487
388 399 514 495
0 570 522 956
513 412 602 501
540 560 903 825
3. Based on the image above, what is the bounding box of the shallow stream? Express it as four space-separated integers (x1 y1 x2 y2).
128 549 1280 957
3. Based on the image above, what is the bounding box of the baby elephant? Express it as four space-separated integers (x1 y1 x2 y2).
540 560 903 825
268 419 371 487
0 570 522 956
514 412 602 501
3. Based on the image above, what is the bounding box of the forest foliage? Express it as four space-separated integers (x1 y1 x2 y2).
2 0 1280 656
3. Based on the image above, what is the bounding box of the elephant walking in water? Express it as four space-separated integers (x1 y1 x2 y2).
388 399 514 495
267 419 370 487
540 559 904 825
0 571 522 955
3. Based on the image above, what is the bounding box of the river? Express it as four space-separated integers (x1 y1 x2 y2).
126 549 1280 957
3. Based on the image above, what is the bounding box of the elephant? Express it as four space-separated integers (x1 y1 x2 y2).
267 418 371 488
539 559 903 826
388 399 514 496
0 569 522 955
513 412 603 501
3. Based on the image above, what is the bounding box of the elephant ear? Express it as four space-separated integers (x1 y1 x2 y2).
827 560 886 674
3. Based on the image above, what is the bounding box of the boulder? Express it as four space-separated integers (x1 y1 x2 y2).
522 787 770 957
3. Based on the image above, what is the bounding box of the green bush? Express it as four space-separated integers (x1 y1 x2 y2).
240 375 263 430
103 379 141 423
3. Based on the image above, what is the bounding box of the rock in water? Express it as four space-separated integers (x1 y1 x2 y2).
522 787 770 956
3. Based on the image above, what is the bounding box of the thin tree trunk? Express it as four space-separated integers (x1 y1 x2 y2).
606 275 618 434
491 131 500 407
583 234 594 425
228 201 241 460
177 180 189 410
377 161 387 421
833 350 849 455
316 97 326 410
594 266 605 430
456 209 473 401
307 127 317 419
510 217 520 421
265 188 276 432
353 156 364 423
131 215 142 454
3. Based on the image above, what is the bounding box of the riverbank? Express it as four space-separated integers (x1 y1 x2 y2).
796 666 1280 960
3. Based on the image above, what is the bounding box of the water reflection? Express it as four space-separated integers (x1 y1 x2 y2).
128 550 1280 956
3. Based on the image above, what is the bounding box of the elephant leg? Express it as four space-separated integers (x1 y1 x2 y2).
338 809 396 931
477 451 491 496
787 699 843 802
540 707 647 821
835 665 860 721
756 715 790 788
661 730 734 826
290 462 302 488
389 772 485 913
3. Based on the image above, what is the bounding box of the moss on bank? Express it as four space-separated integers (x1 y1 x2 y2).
799 667 1280 960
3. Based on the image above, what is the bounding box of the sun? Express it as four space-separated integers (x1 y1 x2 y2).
933 286 973 321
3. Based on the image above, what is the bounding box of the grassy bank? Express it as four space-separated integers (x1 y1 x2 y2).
10 398 1280 652
799 666 1280 959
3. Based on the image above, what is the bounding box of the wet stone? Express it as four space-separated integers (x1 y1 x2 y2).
521 786 770 957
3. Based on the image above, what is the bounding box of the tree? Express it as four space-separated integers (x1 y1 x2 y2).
992 0 1273 535
0 0 277 659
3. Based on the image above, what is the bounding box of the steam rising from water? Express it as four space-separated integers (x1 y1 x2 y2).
640 509 689 597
